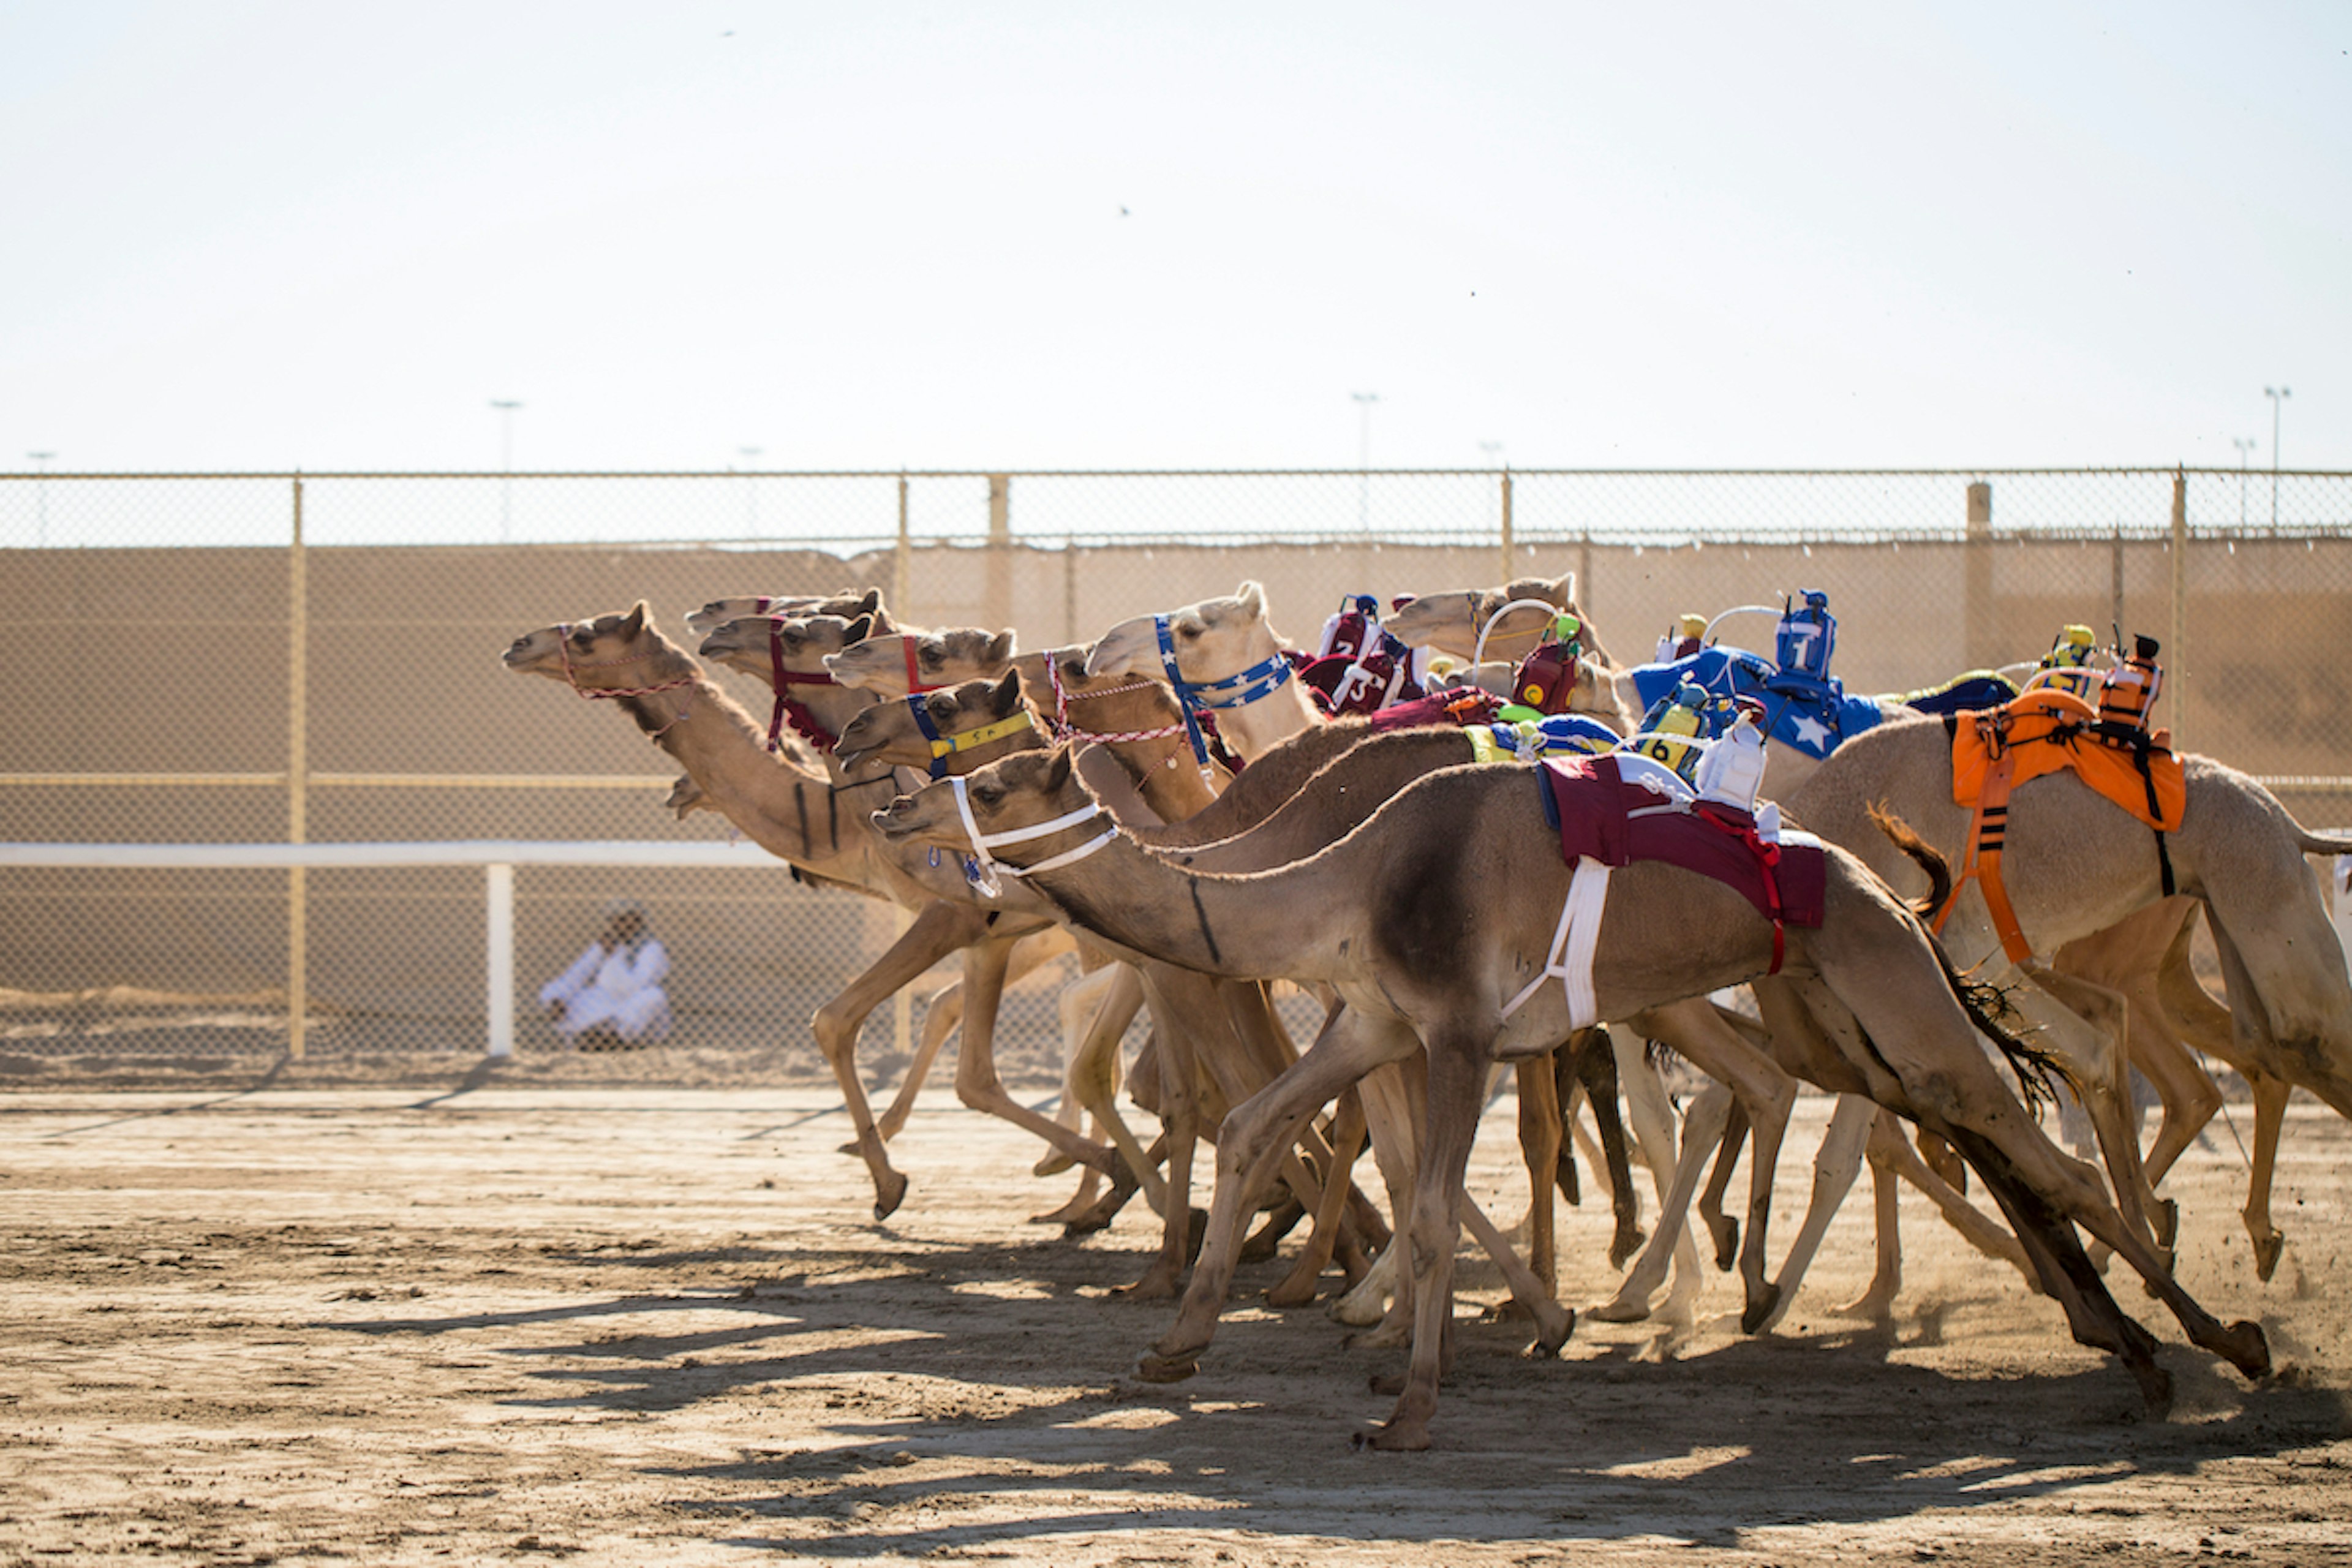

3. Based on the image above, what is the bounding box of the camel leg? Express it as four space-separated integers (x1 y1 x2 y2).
949 935 1119 1174
1117 1042 1201 1301
1331 1058 1420 1335
1031 964 1160 1223
2124 1017 2219 1250
1140 1010 1417 1379
1847 1126 1904 1321
1513 1056 1562 1295
1756 1092 1875 1330
1589 1082 1730 1324
1610 1026 1703 1323
810 899 987 1220
1697 1099 1750 1271
2026 965 2168 1262
1572 1030 1644 1267
1460 1188 1574 1355
1361 1027 1495 1452
1033 960 1125 1174
2243 1071 2293 1281
1267 1088 1368 1307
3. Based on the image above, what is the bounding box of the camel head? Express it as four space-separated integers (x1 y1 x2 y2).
1087 581 1283 684
834 669 1036 778
1386 573 1594 664
684 592 821 640
698 612 881 685
823 620 1016 695
870 744 1090 865
502 602 693 690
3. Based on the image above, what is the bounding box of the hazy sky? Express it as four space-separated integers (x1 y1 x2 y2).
3 2 2345 474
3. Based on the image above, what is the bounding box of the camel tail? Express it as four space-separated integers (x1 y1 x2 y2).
1933 941 2070 1115
2293 826 2352 856
1866 800 1952 919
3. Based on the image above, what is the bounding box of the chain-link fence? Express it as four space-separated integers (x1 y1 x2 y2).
4 468 2348 1075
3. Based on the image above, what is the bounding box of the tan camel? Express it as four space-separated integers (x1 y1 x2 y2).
502 605 1124 1223
684 587 905 641
821 621 1018 696
1781 711 2352 1284
873 744 2269 1447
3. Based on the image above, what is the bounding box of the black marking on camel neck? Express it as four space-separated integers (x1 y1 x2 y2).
1189 881 1224 968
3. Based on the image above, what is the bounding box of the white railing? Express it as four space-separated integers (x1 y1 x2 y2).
0 839 775 1059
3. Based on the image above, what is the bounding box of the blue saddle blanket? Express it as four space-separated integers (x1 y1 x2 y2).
1627 646 1885 761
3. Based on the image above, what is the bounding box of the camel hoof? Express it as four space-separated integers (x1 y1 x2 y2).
872 1170 910 1223
1740 1282 1784 1336
1059 1187 1133 1237
1705 1215 1740 1273
1586 1294 1653 1325
2220 1318 2272 1381
1133 1352 1198 1384
1607 1226 1647 1272
1027 1199 1095 1227
835 1139 861 1158
1529 1306 1575 1358
2151 1197 2179 1251
1352 1420 1431 1452
2252 1231 2285 1284
1112 1273 1180 1302
1265 1269 1321 1310
1033 1149 1077 1178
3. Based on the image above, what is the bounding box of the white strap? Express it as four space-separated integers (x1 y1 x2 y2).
999 827 1120 879
948 775 1114 898
1500 858 1611 1028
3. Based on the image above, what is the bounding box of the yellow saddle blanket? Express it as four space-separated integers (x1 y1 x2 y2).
1948 688 2185 831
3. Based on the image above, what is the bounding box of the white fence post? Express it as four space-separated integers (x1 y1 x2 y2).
486 863 515 1057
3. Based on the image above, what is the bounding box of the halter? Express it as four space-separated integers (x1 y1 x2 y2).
1153 614 1295 785
1045 657 1187 746
904 694 1038 779
947 776 1118 898
763 617 845 754
894 635 943 695
554 623 697 742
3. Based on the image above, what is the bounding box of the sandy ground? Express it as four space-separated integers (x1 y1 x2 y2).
4 1074 2351 1567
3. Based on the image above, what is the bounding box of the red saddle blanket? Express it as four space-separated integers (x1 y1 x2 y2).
1539 754 1827 930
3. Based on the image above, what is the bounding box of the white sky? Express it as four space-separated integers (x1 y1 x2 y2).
2 1 2345 474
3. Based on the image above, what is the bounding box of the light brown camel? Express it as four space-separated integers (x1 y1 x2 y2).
832 662 1400 1300
502 605 1124 1222
821 621 1018 696
1392 579 2267 1315
1781 709 2352 1289
684 587 907 641
873 745 2271 1447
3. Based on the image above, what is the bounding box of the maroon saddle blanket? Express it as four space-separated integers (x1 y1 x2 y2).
1538 755 1827 930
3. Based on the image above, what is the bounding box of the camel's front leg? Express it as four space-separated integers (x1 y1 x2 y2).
1513 1056 1562 1295
950 934 1120 1174
1360 1030 1493 1452
2027 965 2167 1262
1267 1087 1368 1308
1755 1093 1874 1331
1139 1009 1415 1381
1589 1082 1730 1324
810 899 988 1219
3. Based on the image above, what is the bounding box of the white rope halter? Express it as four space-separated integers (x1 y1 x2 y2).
947 777 1119 898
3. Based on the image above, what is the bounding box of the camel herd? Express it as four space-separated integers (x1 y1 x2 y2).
500 572 2351 1450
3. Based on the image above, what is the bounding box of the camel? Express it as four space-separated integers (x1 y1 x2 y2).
1781 709 2352 1294
873 744 2271 1447
501 604 1125 1223
821 621 1018 696
1392 578 2272 1314
684 587 903 641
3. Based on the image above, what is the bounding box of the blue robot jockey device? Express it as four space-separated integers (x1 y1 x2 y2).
1625 589 1884 761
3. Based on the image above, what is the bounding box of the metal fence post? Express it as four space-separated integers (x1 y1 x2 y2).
1964 480 1994 672
287 476 308 1061
1499 469 1514 584
486 864 514 1057
2171 467 2188 751
894 473 911 616
986 473 1012 631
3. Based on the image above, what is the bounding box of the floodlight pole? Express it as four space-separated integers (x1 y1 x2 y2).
2264 386 2290 527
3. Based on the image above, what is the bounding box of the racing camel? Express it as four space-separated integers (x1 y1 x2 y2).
873 744 2272 1449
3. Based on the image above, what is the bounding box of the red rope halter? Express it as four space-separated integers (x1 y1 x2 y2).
1046 657 1186 745
554 623 698 742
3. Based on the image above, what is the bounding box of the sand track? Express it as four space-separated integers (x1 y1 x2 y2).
4 1082 2350 1566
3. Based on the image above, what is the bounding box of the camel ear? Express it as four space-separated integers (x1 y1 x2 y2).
987 630 1016 665
991 668 1024 715
867 606 897 635
1235 581 1266 618
854 588 881 617
1548 572 1576 606
1045 744 1075 792
843 613 876 643
621 601 648 638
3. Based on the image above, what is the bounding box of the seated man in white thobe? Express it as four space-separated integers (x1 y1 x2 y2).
540 900 672 1049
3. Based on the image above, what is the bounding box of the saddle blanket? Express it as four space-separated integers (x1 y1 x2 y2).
1537 752 1828 929
1627 646 1883 761
1947 688 2185 831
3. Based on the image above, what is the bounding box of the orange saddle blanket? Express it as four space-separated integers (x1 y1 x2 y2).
1946 688 2185 831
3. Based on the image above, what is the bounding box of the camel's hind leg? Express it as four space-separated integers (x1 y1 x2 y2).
1514 1056 1561 1295
949 935 1120 1174
1755 1093 1875 1329
2242 1071 2293 1282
